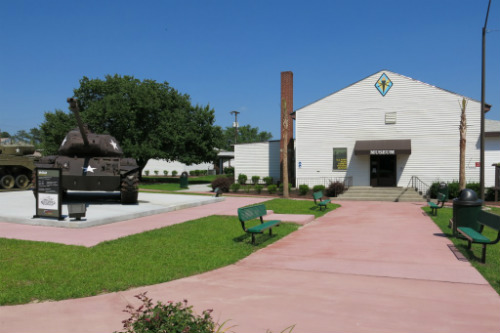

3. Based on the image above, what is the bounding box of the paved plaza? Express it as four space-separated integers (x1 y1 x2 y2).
0 191 499 332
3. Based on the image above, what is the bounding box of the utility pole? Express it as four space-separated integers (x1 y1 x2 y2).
230 110 240 146
480 0 492 201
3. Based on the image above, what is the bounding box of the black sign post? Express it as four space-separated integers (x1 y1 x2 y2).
34 168 63 220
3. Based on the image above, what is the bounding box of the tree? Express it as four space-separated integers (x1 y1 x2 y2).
459 98 468 191
220 125 273 150
40 110 76 155
0 131 10 138
64 74 221 168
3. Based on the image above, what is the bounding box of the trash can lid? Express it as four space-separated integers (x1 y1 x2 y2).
453 188 483 205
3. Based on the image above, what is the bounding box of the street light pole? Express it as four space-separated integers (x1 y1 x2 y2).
230 111 240 145
480 0 492 201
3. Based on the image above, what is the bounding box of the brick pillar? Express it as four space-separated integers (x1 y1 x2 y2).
280 71 294 185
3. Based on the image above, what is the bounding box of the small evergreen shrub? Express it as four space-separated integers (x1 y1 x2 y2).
230 183 241 192
255 184 263 194
251 176 260 185
244 185 252 193
163 170 168 176
172 170 178 177
267 184 277 194
325 181 345 197
312 185 325 192
211 176 232 193
237 174 248 185
144 170 150 176
298 184 309 196
263 177 273 186
224 167 234 175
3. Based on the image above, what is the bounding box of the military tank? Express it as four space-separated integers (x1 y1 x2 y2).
0 144 38 190
35 98 140 204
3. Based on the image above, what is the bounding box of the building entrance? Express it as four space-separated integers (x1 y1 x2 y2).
370 155 396 187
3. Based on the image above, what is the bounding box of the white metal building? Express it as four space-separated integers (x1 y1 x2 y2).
294 70 494 188
234 70 500 189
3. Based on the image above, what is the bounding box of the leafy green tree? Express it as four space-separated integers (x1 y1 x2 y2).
40 110 76 155
221 125 272 150
40 74 222 168
0 132 10 138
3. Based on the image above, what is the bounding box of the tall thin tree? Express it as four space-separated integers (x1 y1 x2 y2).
459 97 468 191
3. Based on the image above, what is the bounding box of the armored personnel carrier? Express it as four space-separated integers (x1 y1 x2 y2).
0 144 38 190
35 98 140 204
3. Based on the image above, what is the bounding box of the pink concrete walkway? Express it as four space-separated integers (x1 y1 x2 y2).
1 200 499 332
0 196 312 247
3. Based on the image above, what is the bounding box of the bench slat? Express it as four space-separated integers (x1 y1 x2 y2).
458 227 491 243
247 220 281 233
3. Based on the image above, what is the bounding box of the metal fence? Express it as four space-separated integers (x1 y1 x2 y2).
296 177 353 190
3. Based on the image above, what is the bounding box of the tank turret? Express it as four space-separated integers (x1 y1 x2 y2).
35 98 140 204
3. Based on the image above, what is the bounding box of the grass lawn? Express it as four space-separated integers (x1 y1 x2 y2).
423 206 500 295
0 215 299 306
264 198 339 219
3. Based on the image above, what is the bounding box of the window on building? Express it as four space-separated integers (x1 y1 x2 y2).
385 112 396 124
333 148 347 170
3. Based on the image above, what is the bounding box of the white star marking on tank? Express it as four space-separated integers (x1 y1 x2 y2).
110 140 118 150
82 165 96 173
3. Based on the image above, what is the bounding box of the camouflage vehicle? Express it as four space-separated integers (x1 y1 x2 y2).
35 98 140 204
0 144 38 190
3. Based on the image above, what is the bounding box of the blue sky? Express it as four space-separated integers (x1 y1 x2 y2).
1 0 499 140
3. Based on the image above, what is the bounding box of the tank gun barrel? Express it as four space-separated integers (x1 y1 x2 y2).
67 98 89 147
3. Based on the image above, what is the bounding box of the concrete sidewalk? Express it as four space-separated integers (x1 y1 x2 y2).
0 200 499 332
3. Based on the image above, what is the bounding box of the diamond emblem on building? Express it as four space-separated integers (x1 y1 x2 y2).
375 73 393 96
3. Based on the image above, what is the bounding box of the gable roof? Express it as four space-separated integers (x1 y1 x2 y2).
293 70 491 114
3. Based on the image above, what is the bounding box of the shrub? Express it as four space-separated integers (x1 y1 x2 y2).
172 170 178 177
163 170 168 176
255 184 263 194
237 174 248 185
230 183 241 192
224 167 234 175
144 170 150 176
325 181 345 197
154 170 159 175
263 176 273 186
189 170 195 176
267 184 277 194
251 176 260 185
429 181 483 199
244 185 252 193
211 176 232 193
298 184 309 196
312 185 325 192
116 292 217 333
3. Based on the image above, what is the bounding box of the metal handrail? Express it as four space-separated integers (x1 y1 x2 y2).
407 176 430 200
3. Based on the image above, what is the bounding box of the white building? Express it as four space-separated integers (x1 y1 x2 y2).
235 70 500 189
234 140 281 183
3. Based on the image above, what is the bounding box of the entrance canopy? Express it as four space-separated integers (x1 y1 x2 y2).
354 139 411 155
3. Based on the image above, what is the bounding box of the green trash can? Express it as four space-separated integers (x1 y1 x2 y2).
179 171 189 189
452 189 483 237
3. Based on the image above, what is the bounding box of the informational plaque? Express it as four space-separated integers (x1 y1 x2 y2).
34 168 63 220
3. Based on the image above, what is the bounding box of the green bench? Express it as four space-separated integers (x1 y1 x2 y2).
428 193 448 216
237 204 281 244
313 191 331 211
456 210 500 263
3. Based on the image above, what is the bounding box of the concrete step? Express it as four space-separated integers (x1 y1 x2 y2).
336 187 426 202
